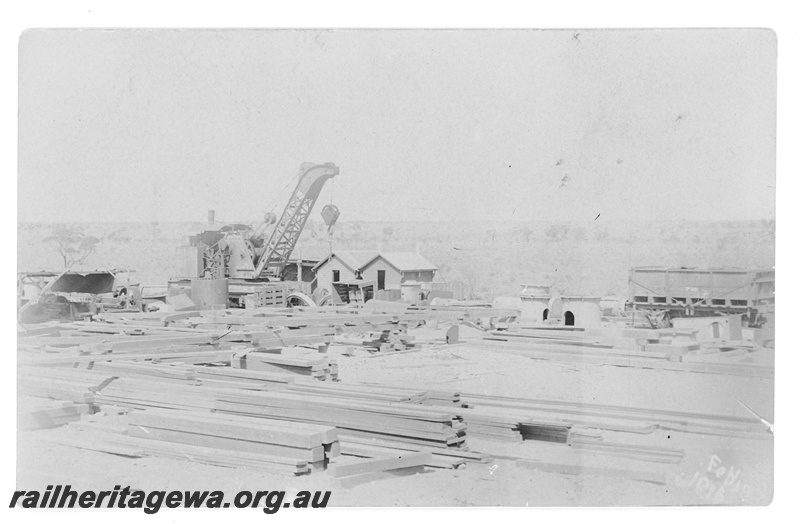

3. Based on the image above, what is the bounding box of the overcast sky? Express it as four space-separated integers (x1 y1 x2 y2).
18 29 776 224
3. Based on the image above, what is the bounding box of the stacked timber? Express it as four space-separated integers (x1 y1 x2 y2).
94 376 217 412
232 350 338 381
16 305 512 369
86 361 198 381
425 390 464 407
284 381 430 403
17 362 489 478
567 433 684 464
214 389 468 448
478 333 773 378
18 399 91 431
18 367 105 405
128 408 338 475
459 392 770 440
338 434 488 469
246 283 290 308
361 330 417 352
192 364 296 388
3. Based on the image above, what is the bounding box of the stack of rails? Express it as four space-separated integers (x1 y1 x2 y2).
17 323 341 382
23 306 767 479
209 378 528 444
478 332 773 378
281 381 463 407
19 359 699 478
19 361 678 470
566 433 685 464
18 303 517 339
16 304 474 385
17 325 236 368
214 389 468 449
29 408 338 476
336 434 488 469
156 308 420 335
23 351 764 443
16 305 493 363
18 366 106 405
126 408 338 474
310 378 769 445
209 378 559 445
459 392 771 440
17 362 485 475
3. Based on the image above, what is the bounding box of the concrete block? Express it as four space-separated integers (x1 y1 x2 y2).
166 293 196 311
446 325 459 344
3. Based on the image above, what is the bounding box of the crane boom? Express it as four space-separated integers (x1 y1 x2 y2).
254 162 339 279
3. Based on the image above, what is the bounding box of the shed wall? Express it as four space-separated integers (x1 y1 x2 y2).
313 257 357 292
360 258 403 290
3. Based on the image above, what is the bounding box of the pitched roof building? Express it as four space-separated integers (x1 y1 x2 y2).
312 250 438 291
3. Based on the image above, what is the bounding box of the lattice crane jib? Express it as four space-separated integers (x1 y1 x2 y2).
254 162 339 279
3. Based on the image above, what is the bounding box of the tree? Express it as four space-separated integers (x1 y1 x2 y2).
545 224 570 241
594 226 611 241
517 227 534 243
44 226 101 268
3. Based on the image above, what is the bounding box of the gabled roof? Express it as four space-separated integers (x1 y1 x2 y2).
361 252 438 272
312 251 379 272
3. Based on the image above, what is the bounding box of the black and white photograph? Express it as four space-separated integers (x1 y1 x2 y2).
8 11 788 516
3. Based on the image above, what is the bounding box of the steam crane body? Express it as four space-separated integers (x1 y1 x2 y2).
187 162 338 284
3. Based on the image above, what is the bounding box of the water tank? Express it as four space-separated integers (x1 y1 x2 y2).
191 278 229 309
400 282 423 303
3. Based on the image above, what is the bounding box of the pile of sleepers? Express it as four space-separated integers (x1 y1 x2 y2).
361 330 418 352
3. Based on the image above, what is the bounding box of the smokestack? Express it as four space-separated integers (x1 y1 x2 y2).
296 248 303 284
207 210 215 225
415 243 421 255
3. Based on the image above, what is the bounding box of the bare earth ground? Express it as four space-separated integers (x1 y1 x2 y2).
16 327 774 507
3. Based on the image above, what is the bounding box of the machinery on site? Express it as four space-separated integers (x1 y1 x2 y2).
173 162 339 308
18 268 140 323
628 266 775 329
327 280 376 306
189 162 338 281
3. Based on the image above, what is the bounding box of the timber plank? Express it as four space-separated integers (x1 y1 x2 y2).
128 425 325 462
328 451 431 477
131 409 328 448
331 465 427 489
